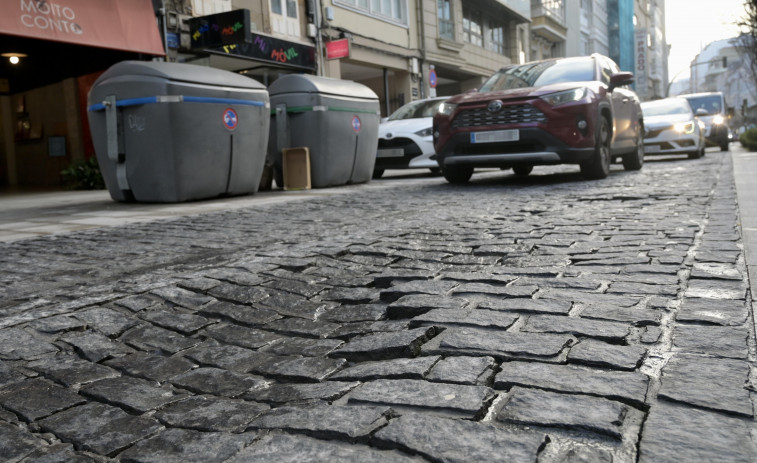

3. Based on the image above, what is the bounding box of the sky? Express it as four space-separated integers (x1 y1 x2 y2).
665 0 746 82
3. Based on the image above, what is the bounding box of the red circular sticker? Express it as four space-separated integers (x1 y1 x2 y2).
351 115 361 133
223 108 238 130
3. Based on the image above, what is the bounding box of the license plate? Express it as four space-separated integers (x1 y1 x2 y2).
645 145 661 153
377 148 404 158
470 130 519 143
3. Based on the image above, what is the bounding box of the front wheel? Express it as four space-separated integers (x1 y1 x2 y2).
580 117 611 180
442 166 474 184
622 130 644 171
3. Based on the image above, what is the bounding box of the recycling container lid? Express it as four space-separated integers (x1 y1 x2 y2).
94 60 266 90
268 74 378 100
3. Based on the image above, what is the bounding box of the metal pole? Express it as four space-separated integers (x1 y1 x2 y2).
383 67 390 116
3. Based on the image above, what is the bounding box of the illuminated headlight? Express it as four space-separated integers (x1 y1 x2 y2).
415 127 433 137
674 121 695 134
438 102 457 116
540 88 587 106
712 114 725 125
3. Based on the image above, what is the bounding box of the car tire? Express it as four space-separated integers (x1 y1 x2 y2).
688 146 703 159
429 167 441 175
512 165 533 176
720 141 729 151
621 129 644 171
372 169 385 179
580 117 611 180
442 166 473 184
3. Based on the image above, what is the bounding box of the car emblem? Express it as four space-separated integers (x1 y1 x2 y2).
487 100 503 113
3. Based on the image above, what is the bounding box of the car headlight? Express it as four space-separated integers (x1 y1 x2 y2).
540 88 587 106
415 127 433 137
712 114 725 125
437 102 457 116
674 121 695 134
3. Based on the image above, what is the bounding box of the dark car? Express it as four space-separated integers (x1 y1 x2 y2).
682 92 731 151
432 54 645 183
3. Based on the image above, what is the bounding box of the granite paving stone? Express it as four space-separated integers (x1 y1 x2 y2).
245 381 359 405
154 395 269 432
198 300 281 326
150 286 215 309
672 323 750 359
684 278 749 299
567 339 647 370
262 317 342 338
79 376 188 414
497 386 631 439
117 428 258 463
423 327 575 361
139 307 214 334
38 402 163 457
183 343 280 372
27 354 120 387
425 355 497 385
379 280 460 302
386 294 468 319
329 356 440 382
103 352 196 382
0 420 49 462
410 308 519 330
0 328 59 360
657 353 752 416
60 332 134 362
676 297 749 325
475 297 573 315
371 413 547 462
523 315 631 342
170 367 269 397
119 324 202 355
226 432 423 463
259 336 344 357
0 378 86 422
346 379 494 418
330 326 437 361
255 293 334 320
201 323 284 349
73 307 140 337
254 355 347 382
249 404 393 439
30 315 87 334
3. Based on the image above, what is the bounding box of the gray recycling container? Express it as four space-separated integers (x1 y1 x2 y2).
267 75 379 188
88 61 270 202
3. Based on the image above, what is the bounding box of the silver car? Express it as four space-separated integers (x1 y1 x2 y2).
641 97 706 159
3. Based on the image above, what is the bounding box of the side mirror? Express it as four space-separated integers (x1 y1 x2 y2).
609 72 634 91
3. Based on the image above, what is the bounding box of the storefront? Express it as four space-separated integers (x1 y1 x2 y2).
0 0 165 188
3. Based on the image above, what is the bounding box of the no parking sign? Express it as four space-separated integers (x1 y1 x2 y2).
223 108 238 130
351 115 361 133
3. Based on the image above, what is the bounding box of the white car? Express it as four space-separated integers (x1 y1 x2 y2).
641 97 706 159
374 97 447 178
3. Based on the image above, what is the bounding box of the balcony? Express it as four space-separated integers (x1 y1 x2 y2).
531 0 567 42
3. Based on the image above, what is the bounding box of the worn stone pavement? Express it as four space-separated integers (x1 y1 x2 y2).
1 148 755 462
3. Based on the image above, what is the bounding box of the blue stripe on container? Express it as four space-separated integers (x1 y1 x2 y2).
88 96 265 112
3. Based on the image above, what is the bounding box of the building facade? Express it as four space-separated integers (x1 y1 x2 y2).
632 0 667 100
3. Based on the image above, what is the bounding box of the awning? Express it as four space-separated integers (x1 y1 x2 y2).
0 0 165 56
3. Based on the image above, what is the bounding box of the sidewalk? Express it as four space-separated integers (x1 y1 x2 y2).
732 143 757 313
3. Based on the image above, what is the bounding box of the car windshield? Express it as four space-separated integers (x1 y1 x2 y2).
684 95 722 115
479 58 596 92
387 99 447 121
641 99 692 117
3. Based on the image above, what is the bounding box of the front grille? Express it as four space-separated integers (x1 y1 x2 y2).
452 104 546 128
644 126 670 138
378 137 421 155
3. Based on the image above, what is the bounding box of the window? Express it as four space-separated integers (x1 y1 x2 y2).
271 0 299 36
438 0 453 40
335 0 407 24
488 22 506 55
462 5 482 47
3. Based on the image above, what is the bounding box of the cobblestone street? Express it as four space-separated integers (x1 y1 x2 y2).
1 149 755 462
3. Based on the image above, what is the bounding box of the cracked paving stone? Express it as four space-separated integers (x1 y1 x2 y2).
118 427 258 463
0 378 86 422
372 413 547 463
494 361 649 408
347 379 493 418
567 339 647 370
226 432 423 463
260 337 344 357
423 327 575 360
476 297 572 315
329 356 440 381
80 376 188 414
676 297 748 325
61 332 134 362
150 285 215 309
329 326 437 361
426 356 497 385
379 280 460 303
27 354 120 387
0 328 59 360
30 315 87 334
523 315 631 342
199 300 281 326
73 307 140 337
139 307 214 334
170 367 268 397
672 324 750 359
386 294 467 319
38 402 163 457
497 387 631 439
154 395 269 432
202 323 284 349
103 352 196 382
249 404 393 439
410 308 519 331
639 402 755 462
244 381 359 405
120 324 201 355
254 356 347 382
657 353 752 417
684 278 748 300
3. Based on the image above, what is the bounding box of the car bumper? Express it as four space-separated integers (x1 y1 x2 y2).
434 127 595 167
375 136 437 170
643 133 701 155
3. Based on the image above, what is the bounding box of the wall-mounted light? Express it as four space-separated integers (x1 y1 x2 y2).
2 53 27 65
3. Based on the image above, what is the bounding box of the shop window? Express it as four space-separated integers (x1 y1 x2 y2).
462 5 482 47
271 0 300 36
437 0 454 40
335 0 408 25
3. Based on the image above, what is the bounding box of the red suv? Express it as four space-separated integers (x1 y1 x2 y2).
432 54 644 183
